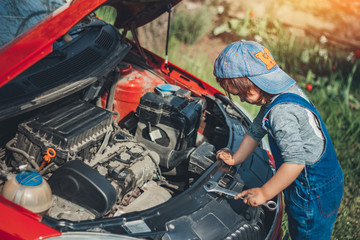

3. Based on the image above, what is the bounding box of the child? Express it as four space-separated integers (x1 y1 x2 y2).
214 40 343 240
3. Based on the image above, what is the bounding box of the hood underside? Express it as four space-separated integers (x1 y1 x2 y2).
0 0 180 88
107 0 181 29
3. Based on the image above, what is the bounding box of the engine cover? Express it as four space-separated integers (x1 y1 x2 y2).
14 101 113 165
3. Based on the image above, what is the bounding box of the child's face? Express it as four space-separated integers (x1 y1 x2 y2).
226 83 266 106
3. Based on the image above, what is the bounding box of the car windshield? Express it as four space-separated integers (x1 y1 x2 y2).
0 0 66 48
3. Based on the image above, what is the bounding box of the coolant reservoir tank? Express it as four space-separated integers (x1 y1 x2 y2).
102 62 164 121
2 172 52 214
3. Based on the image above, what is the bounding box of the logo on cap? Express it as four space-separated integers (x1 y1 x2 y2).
255 48 276 70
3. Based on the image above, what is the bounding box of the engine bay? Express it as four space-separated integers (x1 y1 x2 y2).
0 7 281 239
0 69 237 221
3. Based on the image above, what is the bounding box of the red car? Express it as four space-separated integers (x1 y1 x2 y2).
0 0 283 239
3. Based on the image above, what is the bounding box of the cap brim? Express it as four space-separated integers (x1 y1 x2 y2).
248 67 296 94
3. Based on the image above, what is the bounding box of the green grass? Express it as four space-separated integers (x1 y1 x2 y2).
95 6 116 25
170 4 214 45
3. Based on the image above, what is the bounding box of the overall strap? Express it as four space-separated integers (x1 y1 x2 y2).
261 93 323 170
264 93 319 122
262 93 341 199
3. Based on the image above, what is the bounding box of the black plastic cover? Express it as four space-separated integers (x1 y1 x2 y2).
136 92 205 150
48 160 117 217
0 17 131 121
188 142 216 175
238 147 273 189
136 91 205 169
15 101 113 165
162 197 266 240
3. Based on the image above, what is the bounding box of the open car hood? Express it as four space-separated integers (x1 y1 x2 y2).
0 0 180 88
108 0 180 29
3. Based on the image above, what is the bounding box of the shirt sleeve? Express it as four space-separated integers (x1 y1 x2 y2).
268 103 307 165
246 105 268 142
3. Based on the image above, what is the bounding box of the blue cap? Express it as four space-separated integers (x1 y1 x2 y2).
16 172 43 186
155 84 180 96
156 84 180 92
213 41 295 94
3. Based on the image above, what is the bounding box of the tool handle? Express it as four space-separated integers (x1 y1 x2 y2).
263 200 277 211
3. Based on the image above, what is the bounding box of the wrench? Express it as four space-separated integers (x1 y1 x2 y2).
203 181 277 211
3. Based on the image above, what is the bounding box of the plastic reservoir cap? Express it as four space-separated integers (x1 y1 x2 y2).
155 84 180 96
16 172 43 186
118 62 132 75
156 84 180 92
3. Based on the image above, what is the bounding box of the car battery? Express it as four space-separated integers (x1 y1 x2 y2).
13 101 113 166
136 88 205 149
135 86 205 168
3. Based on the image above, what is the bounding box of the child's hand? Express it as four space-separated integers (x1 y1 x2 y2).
216 148 236 165
235 188 267 207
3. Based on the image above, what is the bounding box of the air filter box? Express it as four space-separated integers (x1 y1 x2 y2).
14 101 113 165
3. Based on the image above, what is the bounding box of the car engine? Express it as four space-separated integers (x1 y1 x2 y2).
0 84 215 221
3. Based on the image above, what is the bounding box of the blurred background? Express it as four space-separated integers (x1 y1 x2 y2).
98 0 360 239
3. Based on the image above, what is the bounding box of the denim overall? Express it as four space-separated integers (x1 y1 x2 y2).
262 93 344 240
